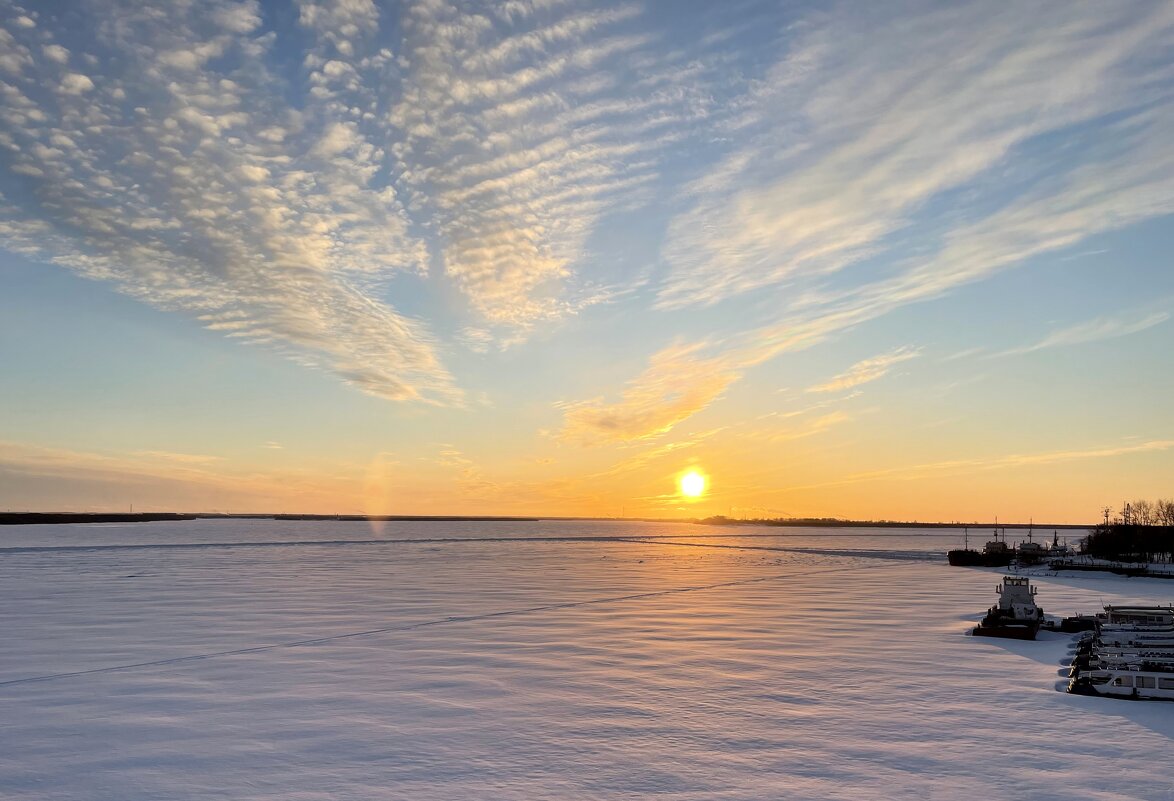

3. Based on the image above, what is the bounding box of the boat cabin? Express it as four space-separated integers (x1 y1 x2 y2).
1101 606 1174 627
995 576 1038 616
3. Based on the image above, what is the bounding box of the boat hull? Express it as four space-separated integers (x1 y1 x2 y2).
947 550 1014 567
947 549 983 566
973 622 1040 640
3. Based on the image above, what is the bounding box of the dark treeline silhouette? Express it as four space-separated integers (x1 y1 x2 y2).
0 512 198 525
1082 499 1174 562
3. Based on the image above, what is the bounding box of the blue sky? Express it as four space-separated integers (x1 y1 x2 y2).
1 0 1172 520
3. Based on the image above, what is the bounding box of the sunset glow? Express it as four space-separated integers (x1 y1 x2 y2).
0 2 1171 523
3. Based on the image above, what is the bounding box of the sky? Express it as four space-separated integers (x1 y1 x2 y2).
1 0 1172 522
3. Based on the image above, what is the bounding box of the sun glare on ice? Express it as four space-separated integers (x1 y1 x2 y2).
679 470 706 498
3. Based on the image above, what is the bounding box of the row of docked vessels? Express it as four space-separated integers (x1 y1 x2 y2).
948 527 1072 567
1068 604 1174 701
971 577 1174 700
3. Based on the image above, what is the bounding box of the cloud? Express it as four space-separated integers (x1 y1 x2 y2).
768 411 851 442
132 450 224 464
553 1 1174 438
589 426 729 479
784 439 1174 493
558 342 741 443
0 0 744 399
807 346 920 394
387 1 723 335
990 311 1169 358
942 347 985 362
657 2 1174 311
3 0 1172 425
58 72 94 93
0 1 457 404
0 440 353 511
42 44 69 64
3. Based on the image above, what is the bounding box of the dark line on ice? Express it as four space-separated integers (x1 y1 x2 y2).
0 536 639 554
621 538 943 562
0 563 895 689
0 532 954 556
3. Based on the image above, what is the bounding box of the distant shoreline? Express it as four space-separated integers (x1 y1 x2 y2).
0 513 541 525
695 516 1091 530
0 512 1093 527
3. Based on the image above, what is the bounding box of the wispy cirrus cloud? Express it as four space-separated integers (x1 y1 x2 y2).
0 440 354 510
557 1 1174 441
782 439 1174 494
132 450 224 465
657 1 1174 311
989 311 1169 358
807 347 920 394
558 341 742 443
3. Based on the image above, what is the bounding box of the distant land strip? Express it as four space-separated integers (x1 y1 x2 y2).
696 516 1091 529
0 513 540 525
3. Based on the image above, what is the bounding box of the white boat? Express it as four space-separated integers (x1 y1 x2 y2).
1069 667 1174 700
1093 632 1174 648
1070 653 1174 676
1101 605 1174 626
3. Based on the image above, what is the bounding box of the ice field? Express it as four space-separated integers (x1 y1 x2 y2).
2 520 1172 800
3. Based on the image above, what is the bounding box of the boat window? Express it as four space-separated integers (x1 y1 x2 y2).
1135 676 1156 689
1158 678 1174 690
1112 676 1133 687
1089 674 1111 685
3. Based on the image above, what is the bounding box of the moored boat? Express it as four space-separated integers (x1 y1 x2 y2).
1101 605 1174 626
980 536 1014 567
947 547 983 566
1068 667 1174 700
973 576 1043 639
947 527 983 566
1068 604 1174 701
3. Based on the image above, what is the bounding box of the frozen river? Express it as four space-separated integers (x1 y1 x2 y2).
1 520 1170 800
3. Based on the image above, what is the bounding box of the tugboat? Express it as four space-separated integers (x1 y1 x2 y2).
972 576 1044 639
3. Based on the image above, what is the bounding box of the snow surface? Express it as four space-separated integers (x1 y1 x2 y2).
2 520 1172 800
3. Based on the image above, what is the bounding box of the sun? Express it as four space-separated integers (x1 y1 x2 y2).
679 470 706 498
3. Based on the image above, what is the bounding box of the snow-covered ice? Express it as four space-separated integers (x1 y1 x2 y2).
2 520 1172 800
